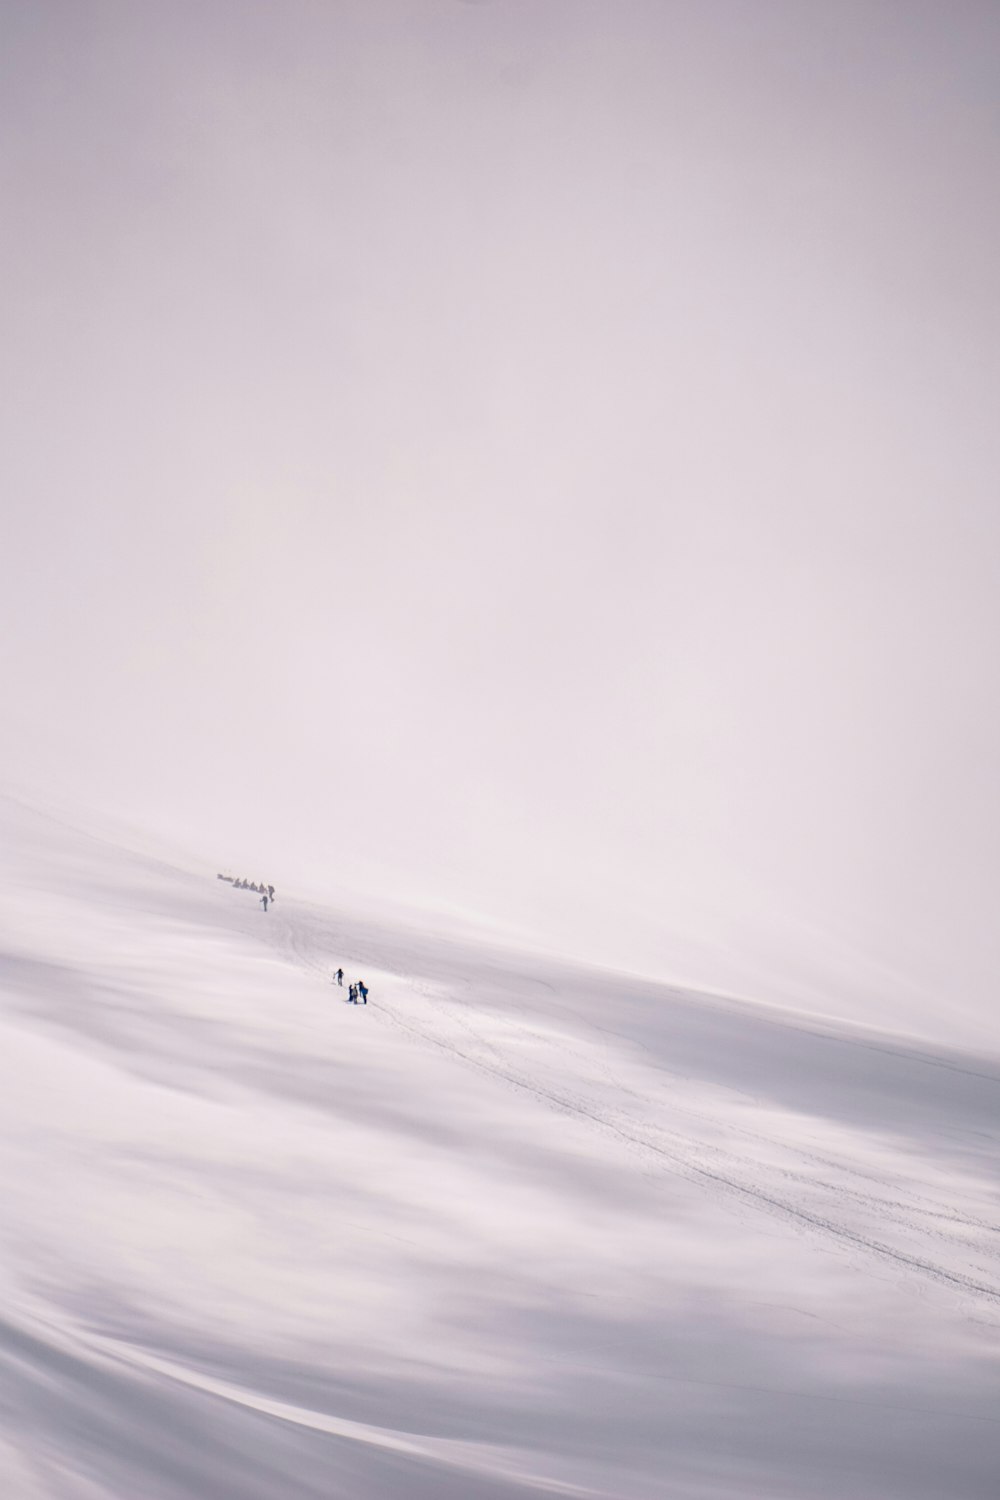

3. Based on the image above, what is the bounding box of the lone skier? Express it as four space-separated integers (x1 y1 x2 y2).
335 968 344 986
260 894 268 912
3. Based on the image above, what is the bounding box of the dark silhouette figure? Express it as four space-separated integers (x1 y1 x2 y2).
267 885 275 900
357 981 368 1005
349 983 357 1003
335 968 344 986
260 894 268 911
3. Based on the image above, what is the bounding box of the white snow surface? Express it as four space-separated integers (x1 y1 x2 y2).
2 796 1000 1499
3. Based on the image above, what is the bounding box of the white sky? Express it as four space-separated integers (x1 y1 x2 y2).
3 0 999 1039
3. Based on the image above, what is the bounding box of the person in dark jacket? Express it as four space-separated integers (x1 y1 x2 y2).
357 981 368 1005
335 968 344 986
260 894 268 911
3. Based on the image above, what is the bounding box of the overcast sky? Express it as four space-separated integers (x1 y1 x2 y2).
3 0 999 1040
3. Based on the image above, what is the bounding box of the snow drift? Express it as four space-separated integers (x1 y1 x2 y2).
1 795 999 1499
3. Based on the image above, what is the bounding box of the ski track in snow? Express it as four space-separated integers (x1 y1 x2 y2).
2 797 1000 1499
278 907 1000 1313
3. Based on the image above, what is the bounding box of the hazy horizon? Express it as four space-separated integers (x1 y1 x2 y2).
4 0 999 1043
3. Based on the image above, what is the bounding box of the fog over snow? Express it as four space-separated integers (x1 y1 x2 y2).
3 0 999 1035
2 1 1000 1496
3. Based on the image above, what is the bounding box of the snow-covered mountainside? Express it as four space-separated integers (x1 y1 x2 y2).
2 795 999 1499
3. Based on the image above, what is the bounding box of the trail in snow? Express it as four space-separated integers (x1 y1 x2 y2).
2 796 1000 1500
273 895 1000 1311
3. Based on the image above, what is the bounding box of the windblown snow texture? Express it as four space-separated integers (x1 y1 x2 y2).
1 796 999 1499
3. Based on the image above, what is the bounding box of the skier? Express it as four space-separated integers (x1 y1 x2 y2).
349 983 357 1003
357 981 368 1005
335 968 344 986
260 894 269 912
267 885 275 900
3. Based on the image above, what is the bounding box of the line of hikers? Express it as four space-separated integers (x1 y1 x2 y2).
334 968 368 1005
218 874 276 911
217 878 368 1000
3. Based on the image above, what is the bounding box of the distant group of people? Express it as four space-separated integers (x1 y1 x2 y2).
218 873 276 911
217 876 369 1003
334 968 368 1005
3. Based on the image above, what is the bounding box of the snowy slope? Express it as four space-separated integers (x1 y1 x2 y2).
2 796 999 1499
